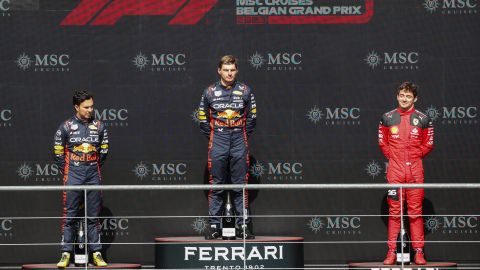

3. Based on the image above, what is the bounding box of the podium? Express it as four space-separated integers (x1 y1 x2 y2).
155 236 304 269
349 262 457 270
21 263 141 269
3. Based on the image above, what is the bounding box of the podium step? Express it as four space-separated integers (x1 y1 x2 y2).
349 262 457 270
22 263 141 269
155 236 304 269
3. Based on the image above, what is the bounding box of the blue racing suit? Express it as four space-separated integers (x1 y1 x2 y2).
54 115 108 253
198 81 257 226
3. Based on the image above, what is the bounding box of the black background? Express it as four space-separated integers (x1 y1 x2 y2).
0 0 479 265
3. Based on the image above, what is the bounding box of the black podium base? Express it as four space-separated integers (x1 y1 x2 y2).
155 236 304 269
22 263 142 269
349 262 457 270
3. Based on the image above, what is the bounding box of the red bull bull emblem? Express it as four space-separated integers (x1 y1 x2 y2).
217 109 241 119
73 143 96 153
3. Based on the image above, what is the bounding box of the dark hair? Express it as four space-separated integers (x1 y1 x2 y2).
218 55 238 69
72 90 93 106
397 81 418 98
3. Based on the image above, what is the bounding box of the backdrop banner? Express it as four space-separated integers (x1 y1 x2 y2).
0 0 479 265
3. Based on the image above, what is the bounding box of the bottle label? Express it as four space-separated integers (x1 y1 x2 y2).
222 228 236 237
396 253 410 263
74 254 88 264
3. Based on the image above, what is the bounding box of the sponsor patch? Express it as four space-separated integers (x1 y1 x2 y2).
390 126 399 134
413 118 419 126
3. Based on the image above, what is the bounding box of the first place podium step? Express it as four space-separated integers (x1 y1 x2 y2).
155 236 304 269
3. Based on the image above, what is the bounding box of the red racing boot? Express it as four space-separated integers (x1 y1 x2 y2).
383 249 396 265
414 248 427 265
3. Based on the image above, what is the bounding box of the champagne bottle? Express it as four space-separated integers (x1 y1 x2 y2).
396 228 411 264
222 192 236 240
74 220 88 266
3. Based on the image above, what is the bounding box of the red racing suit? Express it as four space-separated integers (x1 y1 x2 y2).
378 107 434 250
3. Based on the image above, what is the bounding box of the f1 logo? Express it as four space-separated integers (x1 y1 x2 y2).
61 0 218 26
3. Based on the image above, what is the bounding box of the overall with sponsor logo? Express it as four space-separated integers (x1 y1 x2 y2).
53 114 109 256
197 57 257 239
378 83 434 265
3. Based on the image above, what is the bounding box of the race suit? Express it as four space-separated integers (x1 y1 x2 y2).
378 107 434 250
198 81 257 226
54 115 109 253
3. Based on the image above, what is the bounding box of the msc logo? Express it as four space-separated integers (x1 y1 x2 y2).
100 218 129 236
307 106 360 126
0 0 10 16
16 163 61 182
250 161 303 181
267 53 302 65
94 108 129 127
133 161 187 181
365 160 387 179
191 218 208 234
423 0 477 14
1 219 12 231
425 216 478 234
443 106 477 119
364 50 419 70
426 105 477 125
15 53 70 72
0 219 13 238
308 216 361 235
61 0 218 26
1 109 12 121
248 52 302 71
0 0 9 10
1 109 12 127
132 52 186 72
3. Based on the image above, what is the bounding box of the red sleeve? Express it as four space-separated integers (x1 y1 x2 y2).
420 118 434 158
378 121 390 159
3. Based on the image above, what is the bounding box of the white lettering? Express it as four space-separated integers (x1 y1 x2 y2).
199 247 213 261
1 219 12 231
185 247 197 260
1 109 12 121
214 247 229 261
0 0 10 11
213 103 244 109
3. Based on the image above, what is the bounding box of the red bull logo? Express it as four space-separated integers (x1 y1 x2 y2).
215 119 244 128
217 109 241 119
70 153 97 162
73 143 96 154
